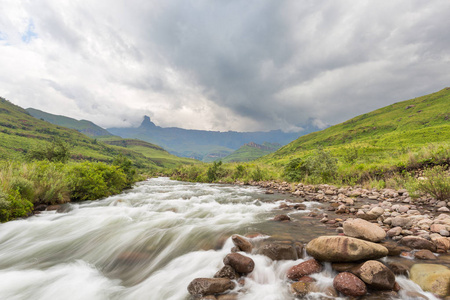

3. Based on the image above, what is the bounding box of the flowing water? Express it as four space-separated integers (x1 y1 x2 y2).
0 178 440 300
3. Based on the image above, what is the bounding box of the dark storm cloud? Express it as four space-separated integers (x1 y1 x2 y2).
1 0 450 131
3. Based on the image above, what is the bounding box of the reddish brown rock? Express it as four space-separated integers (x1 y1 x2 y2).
223 253 254 274
287 259 322 281
214 265 238 279
414 249 437 260
401 236 437 252
258 243 298 261
273 214 290 221
231 235 252 253
333 272 367 297
187 278 235 296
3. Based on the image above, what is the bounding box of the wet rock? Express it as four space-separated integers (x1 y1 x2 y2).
216 294 238 300
369 206 384 217
403 291 429 299
287 259 322 281
333 272 367 297
223 253 254 274
380 242 412 256
430 235 450 253
343 218 386 242
410 264 450 297
400 236 437 252
46 205 61 211
34 204 47 211
414 249 437 260
352 260 396 290
231 235 252 253
331 262 359 272
258 243 297 261
294 242 304 259
290 281 313 297
387 262 410 276
214 265 238 280
306 236 388 262
187 278 235 296
273 214 290 222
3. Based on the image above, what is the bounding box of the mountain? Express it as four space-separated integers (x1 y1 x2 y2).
26 108 113 137
107 116 317 161
0 98 197 169
261 88 450 171
221 142 281 163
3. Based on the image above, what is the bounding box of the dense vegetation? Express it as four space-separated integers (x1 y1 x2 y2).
172 88 450 199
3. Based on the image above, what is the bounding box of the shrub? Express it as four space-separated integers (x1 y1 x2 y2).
0 189 33 222
251 166 265 181
206 161 223 182
233 164 246 179
29 162 70 204
416 166 450 201
27 139 71 163
113 154 137 187
284 158 306 182
9 177 34 202
66 162 128 201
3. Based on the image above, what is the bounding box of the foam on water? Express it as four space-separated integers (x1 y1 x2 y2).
0 178 440 300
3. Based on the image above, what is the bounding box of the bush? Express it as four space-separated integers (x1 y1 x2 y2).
233 164 246 179
29 162 70 205
113 154 137 187
206 161 223 182
284 148 338 183
27 139 71 163
9 177 34 202
251 166 265 181
0 189 33 222
66 162 128 201
416 166 450 201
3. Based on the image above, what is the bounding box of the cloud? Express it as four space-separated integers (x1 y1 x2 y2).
0 0 449 131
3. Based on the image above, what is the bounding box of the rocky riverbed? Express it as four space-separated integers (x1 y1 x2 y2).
188 181 450 299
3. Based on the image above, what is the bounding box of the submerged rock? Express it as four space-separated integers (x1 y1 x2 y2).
214 265 238 280
187 278 235 296
306 236 388 262
410 264 450 297
258 243 298 261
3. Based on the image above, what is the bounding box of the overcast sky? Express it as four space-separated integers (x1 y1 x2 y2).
1 1 449 132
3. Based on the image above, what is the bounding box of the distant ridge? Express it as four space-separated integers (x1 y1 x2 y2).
108 116 320 161
26 108 112 137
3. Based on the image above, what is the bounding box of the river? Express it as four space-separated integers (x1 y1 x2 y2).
0 178 439 299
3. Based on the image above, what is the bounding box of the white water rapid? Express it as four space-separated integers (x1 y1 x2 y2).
0 178 439 300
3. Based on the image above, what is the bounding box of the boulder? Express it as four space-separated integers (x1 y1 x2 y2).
287 259 322 281
400 236 437 252
333 272 367 297
352 260 395 290
223 253 254 274
410 264 450 297
290 281 314 297
391 216 413 228
380 241 411 256
214 265 238 279
231 235 252 253
306 236 388 262
258 243 297 261
386 226 402 237
187 278 235 296
343 218 386 242
430 235 450 253
387 262 410 276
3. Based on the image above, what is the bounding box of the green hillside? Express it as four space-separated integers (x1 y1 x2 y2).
261 87 450 178
26 108 113 137
0 97 197 170
221 142 281 163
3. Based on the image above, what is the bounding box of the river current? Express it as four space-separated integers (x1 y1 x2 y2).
0 178 438 300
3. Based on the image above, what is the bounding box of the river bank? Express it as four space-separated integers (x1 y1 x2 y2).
187 180 450 299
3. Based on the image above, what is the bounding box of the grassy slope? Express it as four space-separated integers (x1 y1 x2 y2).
26 108 113 137
261 88 450 172
222 142 281 163
0 97 197 169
